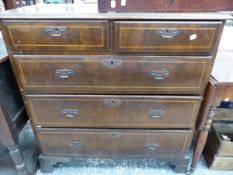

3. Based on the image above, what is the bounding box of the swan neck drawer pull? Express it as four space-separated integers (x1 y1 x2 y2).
151 70 170 80
69 140 81 148
55 69 74 79
63 109 79 118
145 143 160 150
158 29 178 39
149 110 165 118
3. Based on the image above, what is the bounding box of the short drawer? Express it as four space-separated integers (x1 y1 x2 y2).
14 55 211 95
27 95 201 128
36 128 193 156
3 20 108 52
114 21 223 54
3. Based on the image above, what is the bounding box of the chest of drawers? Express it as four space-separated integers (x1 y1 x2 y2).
0 4 230 174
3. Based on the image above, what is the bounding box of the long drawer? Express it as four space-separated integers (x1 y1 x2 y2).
114 21 223 54
36 128 193 156
14 55 211 94
27 95 201 128
2 20 108 52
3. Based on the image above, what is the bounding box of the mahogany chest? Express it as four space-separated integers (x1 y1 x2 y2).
0 3 230 173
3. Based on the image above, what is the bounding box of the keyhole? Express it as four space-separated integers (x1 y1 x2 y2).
171 0 175 3
111 100 115 104
111 60 114 65
109 132 120 137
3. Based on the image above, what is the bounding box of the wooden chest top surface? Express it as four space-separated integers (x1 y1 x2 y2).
0 4 232 20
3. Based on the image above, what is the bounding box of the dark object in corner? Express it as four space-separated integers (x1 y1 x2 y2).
219 101 233 109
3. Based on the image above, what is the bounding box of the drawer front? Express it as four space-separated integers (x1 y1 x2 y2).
114 21 222 54
14 55 211 94
3 20 108 52
37 129 193 156
27 95 201 128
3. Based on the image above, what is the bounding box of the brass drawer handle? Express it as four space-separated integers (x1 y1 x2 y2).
55 69 74 79
145 143 159 150
63 109 79 118
104 98 121 108
158 29 178 39
102 58 122 69
45 26 67 37
69 140 81 148
149 110 165 118
151 70 170 80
